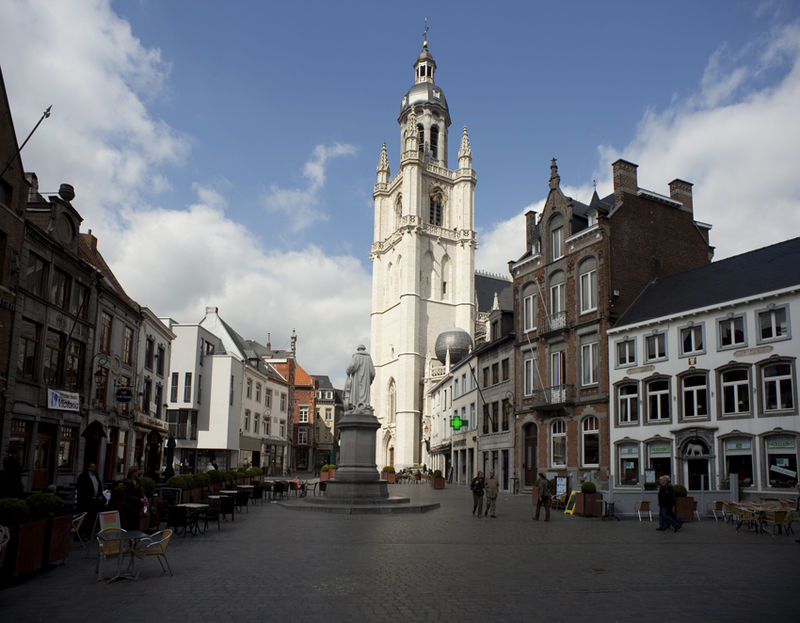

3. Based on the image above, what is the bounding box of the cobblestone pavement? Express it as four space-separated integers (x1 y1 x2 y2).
1 484 796 622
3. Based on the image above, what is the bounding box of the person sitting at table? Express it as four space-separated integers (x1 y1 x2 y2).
291 476 306 495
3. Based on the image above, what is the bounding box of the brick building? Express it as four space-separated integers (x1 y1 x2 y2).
509 158 713 492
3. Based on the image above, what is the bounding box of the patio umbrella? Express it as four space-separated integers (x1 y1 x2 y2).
164 435 176 479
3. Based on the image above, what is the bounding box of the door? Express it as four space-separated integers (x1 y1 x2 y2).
687 459 709 490
524 423 537 487
32 433 53 489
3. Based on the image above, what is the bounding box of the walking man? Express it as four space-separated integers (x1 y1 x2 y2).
534 473 551 521
470 471 485 517
657 475 682 532
484 470 499 518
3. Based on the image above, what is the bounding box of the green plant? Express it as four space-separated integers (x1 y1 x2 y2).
581 481 597 494
246 466 263 477
208 469 225 483
432 469 442 479
25 492 66 519
382 466 395 474
112 483 125 501
165 475 190 490
0 497 30 525
672 483 688 497
192 472 211 488
139 476 156 498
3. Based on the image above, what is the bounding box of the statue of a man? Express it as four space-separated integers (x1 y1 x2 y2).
346 344 375 410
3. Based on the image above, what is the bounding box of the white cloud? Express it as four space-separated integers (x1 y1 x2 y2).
477 19 800 274
262 142 358 232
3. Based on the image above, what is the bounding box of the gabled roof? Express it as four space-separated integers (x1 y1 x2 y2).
475 272 513 312
78 233 138 311
614 237 800 328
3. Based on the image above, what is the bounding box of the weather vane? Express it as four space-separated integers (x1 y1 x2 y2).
423 17 429 48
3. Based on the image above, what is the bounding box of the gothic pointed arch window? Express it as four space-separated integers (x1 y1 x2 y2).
430 125 439 160
394 195 403 230
388 379 397 424
429 188 443 226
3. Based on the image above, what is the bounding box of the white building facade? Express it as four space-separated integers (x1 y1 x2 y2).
371 38 477 469
608 238 800 510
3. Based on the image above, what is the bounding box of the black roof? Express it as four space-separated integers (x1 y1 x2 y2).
615 237 800 328
475 273 513 312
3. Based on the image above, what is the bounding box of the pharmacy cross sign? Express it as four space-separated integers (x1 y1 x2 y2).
450 415 465 431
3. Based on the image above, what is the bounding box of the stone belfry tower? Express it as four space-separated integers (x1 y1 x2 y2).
370 33 477 469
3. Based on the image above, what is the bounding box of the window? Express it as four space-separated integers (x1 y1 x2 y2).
156 345 165 376
325 408 332 421
246 378 252 399
142 378 152 414
550 279 565 315
648 442 672 480
646 379 670 422
758 306 789 342
454 377 459 397
680 324 705 356
580 341 598 386
501 359 509 381
582 416 599 467
482 404 490 434
50 267 71 309
430 124 439 160
550 420 566 467
184 373 192 402
43 329 65 386
718 315 746 349
761 361 794 413
501 399 509 431
243 410 250 431
299 406 309 423
265 419 271 436
122 327 134 365
100 312 113 354
765 436 798 488
64 339 83 392
94 368 108 408
118 376 131 416
298 429 308 444
170 372 179 402
255 383 261 402
618 383 639 424
280 421 285 437
58 426 77 469
71 282 89 318
579 268 597 314
491 363 499 385
429 189 443 226
253 414 259 434
491 402 499 433
470 402 476 429
681 373 708 418
280 393 286 412
25 252 48 297
145 337 155 370
618 444 639 486
265 388 272 408
616 339 636 367
550 226 564 261
17 318 40 381
482 367 490 387
523 355 534 396
155 384 163 417
645 333 667 362
196 375 201 404
720 368 751 416
522 291 536 332
462 373 468 391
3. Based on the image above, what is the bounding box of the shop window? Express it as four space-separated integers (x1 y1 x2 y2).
618 444 639 486
765 436 797 488
58 426 77 469
647 442 672 481
9 420 31 467
582 416 599 467
723 438 753 487
550 420 566 467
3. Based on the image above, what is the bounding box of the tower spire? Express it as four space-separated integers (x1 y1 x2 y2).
549 157 560 190
376 142 390 184
458 126 472 169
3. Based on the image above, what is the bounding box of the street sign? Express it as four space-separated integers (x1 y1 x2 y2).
115 387 133 403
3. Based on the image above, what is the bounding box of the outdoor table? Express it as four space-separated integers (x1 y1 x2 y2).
176 503 209 535
219 490 238 495
99 530 147 582
237 484 254 489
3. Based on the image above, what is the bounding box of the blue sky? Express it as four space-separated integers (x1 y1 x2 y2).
2 0 799 386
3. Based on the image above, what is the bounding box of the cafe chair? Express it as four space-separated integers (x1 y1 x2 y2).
711 501 726 522
235 488 250 513
134 529 173 576
635 500 652 522
201 499 221 532
96 527 127 581
71 512 88 548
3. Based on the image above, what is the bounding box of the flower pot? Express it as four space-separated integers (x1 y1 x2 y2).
320 471 329 482
13 520 46 577
431 477 445 489
382 472 396 484
45 515 72 565
576 492 601 516
676 496 695 521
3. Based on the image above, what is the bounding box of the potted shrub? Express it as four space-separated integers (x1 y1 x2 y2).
27 493 71 566
381 466 396 483
0 497 46 579
320 464 336 481
673 484 695 521
431 469 445 489
576 481 601 517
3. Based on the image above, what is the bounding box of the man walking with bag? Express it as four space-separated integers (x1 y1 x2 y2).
471 471 485 517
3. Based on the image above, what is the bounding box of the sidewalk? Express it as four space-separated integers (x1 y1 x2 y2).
0 483 795 622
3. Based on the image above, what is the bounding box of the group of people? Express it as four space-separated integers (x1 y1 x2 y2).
75 463 150 535
469 470 500 517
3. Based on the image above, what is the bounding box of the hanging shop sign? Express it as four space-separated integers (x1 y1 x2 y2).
48 388 80 412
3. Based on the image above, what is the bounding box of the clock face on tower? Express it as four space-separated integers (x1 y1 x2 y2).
55 213 75 244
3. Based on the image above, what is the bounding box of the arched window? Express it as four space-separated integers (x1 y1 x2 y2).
582 416 599 467
417 123 425 155
430 125 439 160
617 382 639 424
388 379 396 424
549 213 564 261
577 257 598 314
429 188 443 226
394 195 402 229
550 420 566 467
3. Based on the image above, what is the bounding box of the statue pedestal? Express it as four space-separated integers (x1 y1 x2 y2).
325 406 389 501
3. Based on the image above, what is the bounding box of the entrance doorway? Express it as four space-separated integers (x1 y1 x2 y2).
32 432 54 489
687 459 710 490
523 423 537 487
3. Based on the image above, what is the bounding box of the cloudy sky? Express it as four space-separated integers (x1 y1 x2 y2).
2 0 799 387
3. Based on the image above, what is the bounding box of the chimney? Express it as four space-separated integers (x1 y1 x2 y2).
86 229 98 251
669 179 693 214
612 159 638 207
205 306 218 315
525 210 537 251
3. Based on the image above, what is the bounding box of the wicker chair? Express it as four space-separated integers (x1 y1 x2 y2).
71 512 88 548
95 527 128 581
134 529 173 576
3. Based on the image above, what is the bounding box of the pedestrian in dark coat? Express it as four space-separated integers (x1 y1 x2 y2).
470 471 485 517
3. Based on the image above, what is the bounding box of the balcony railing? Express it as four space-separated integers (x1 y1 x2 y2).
543 311 567 333
530 384 575 409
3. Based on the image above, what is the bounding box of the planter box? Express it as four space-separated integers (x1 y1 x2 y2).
431 477 445 489
676 496 695 521
382 472 396 483
575 492 601 517
14 520 47 577
45 515 72 565
320 471 330 482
